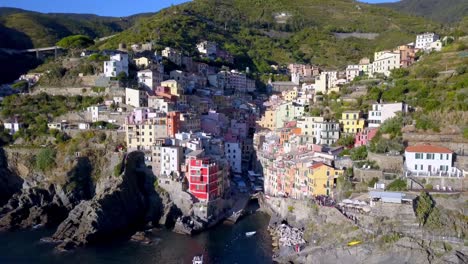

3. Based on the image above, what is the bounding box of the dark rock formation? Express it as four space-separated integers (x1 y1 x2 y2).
0 156 94 231
0 185 69 230
0 148 23 206
173 216 205 235
51 151 176 250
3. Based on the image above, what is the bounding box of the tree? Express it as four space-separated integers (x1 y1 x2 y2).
57 35 94 49
391 68 409 79
350 146 368 161
57 35 94 56
337 134 355 147
415 191 434 226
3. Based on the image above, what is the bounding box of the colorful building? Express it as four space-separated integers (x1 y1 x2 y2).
257 109 276 130
308 163 341 197
187 151 222 202
354 128 378 147
339 111 365 134
167 111 181 137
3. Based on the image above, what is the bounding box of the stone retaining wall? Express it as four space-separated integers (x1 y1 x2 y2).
367 152 403 172
353 167 383 182
407 177 467 191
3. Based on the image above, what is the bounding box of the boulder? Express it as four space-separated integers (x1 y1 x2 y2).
130 231 152 245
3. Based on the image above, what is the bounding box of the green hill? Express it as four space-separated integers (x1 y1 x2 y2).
378 0 468 24
0 8 150 49
97 0 442 71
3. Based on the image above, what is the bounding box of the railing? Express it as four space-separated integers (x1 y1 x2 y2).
405 170 464 178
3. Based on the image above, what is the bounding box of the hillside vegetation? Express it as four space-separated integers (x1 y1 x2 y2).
97 0 442 71
0 8 148 49
379 0 468 24
369 38 468 134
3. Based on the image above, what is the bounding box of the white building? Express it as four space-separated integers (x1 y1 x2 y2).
138 69 162 90
78 123 90 130
368 102 408 128
104 53 129 77
196 41 217 59
161 47 182 66
415 32 440 51
148 96 172 113
346 65 361 82
125 88 147 108
428 39 442 52
3 119 22 135
314 121 340 145
314 71 338 94
371 51 400 77
160 145 183 177
225 142 242 174
113 96 124 104
87 105 107 122
405 145 462 177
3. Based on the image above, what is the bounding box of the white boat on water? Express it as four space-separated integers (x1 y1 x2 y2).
245 231 256 237
193 254 203 264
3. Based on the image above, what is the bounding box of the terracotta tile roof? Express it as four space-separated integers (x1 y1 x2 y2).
405 145 452 154
310 162 331 169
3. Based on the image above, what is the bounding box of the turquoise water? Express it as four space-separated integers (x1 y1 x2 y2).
0 206 272 264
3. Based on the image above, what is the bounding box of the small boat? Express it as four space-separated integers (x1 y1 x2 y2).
192 254 203 264
347 240 362 246
245 231 256 237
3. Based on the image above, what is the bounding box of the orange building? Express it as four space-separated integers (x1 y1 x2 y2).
167 111 180 137
395 44 418 68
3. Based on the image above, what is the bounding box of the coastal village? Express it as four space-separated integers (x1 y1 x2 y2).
1 24 467 262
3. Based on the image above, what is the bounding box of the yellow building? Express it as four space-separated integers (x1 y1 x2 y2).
257 109 276 130
161 80 186 104
339 110 365 134
307 163 342 197
133 57 151 68
125 116 168 151
282 89 298 101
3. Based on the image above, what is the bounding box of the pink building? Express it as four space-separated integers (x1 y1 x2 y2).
354 128 378 147
126 108 160 124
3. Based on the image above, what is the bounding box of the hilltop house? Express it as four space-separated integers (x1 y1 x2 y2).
370 50 400 77
404 145 463 177
415 32 440 51
368 102 407 128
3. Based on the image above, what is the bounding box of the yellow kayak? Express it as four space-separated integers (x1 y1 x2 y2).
347 240 362 246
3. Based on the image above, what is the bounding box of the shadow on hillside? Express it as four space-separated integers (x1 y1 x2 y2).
0 148 24 206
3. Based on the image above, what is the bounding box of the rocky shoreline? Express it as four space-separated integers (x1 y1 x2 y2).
258 194 468 264
0 148 255 251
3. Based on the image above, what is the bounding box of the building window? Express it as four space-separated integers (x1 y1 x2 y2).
420 165 423 170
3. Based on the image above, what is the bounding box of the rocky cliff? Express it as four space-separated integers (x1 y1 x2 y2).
0 149 93 230
0 149 23 206
51 152 177 250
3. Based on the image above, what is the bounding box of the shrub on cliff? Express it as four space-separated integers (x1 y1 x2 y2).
35 148 57 172
386 178 407 191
